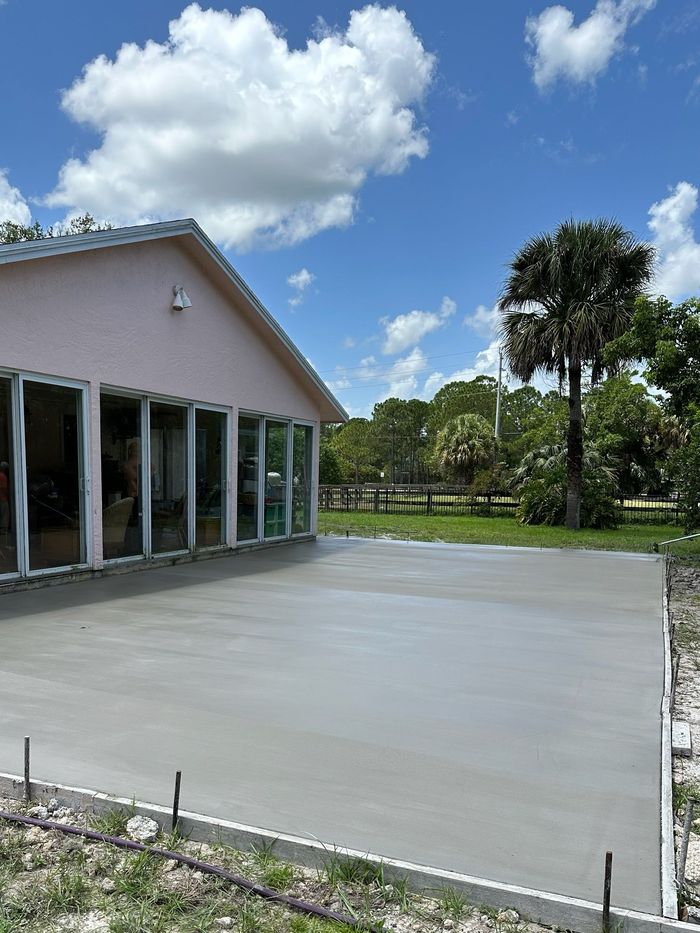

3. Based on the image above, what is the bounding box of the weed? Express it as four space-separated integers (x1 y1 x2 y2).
439 886 467 920
44 867 90 911
89 803 136 837
674 781 700 814
323 853 383 887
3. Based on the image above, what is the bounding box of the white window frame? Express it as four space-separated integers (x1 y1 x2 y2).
0 368 92 580
193 401 232 551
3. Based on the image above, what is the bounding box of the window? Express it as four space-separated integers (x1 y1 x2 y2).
292 424 313 534
100 394 144 560
150 402 188 554
264 420 288 538
0 378 17 575
237 416 260 542
196 408 227 548
23 380 85 571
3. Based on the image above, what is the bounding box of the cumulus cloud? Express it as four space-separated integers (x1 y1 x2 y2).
525 0 655 91
287 267 315 307
378 347 429 400
463 302 500 338
648 181 700 299
421 341 502 398
45 4 435 250
381 295 456 355
0 170 31 225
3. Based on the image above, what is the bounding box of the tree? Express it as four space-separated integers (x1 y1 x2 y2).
433 413 496 485
331 418 376 483
371 398 430 483
428 376 498 435
0 213 111 245
500 218 655 529
319 442 343 484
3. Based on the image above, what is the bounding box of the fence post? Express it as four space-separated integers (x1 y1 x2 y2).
385 489 389 514
374 489 379 514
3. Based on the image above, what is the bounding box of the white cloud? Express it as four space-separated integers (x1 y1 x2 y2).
381 295 456 355
525 0 655 91
45 4 435 250
378 347 428 400
342 336 356 349
287 267 315 307
422 341 503 398
648 181 700 299
0 170 30 225
463 302 500 338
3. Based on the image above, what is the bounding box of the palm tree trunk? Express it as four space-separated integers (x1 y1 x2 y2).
566 361 583 530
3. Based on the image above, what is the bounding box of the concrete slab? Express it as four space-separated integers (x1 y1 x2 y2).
0 538 663 912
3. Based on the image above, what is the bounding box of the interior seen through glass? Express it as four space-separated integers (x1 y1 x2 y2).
264 420 288 538
237 416 259 542
24 380 84 571
292 424 313 535
100 394 144 560
150 402 189 554
196 408 226 548
0 378 17 575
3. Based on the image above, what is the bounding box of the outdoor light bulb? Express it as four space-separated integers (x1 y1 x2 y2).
172 285 192 311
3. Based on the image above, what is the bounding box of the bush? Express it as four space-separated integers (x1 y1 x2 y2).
670 412 700 531
319 443 343 484
517 465 621 529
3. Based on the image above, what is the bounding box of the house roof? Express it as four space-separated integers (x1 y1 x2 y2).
0 219 347 422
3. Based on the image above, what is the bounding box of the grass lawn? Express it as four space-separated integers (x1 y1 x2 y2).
318 510 697 554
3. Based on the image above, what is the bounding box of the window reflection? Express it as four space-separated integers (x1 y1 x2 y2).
196 409 227 548
264 420 288 538
0 378 17 575
292 425 313 534
237 416 259 541
24 381 84 570
100 394 144 560
150 402 188 553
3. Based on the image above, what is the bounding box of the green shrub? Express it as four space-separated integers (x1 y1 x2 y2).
517 465 621 529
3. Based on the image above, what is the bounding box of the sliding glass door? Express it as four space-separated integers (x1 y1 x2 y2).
150 402 189 555
237 416 260 542
264 420 288 539
195 408 227 549
292 424 313 535
100 394 144 560
23 380 86 571
0 378 17 576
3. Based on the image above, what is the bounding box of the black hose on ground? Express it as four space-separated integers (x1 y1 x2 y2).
0 810 379 932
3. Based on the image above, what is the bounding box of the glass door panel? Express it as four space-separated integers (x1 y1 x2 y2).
150 402 188 554
23 380 85 571
292 425 313 535
195 409 227 548
100 394 144 560
264 420 288 538
0 378 17 575
237 416 260 542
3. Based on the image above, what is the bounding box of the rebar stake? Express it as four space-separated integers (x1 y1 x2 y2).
23 736 30 803
678 797 697 888
602 850 612 933
172 770 182 833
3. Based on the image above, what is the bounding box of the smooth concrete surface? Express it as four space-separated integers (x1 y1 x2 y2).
0 538 663 912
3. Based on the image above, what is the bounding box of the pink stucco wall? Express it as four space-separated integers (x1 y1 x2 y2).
0 236 326 565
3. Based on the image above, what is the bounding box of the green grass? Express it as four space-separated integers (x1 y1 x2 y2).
318 511 696 554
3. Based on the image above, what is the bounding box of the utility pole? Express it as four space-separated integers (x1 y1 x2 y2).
494 347 503 439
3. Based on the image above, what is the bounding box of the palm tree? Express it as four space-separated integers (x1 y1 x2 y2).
499 219 655 529
434 413 496 485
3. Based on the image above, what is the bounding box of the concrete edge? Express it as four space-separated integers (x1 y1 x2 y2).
0 770 694 933
661 554 678 918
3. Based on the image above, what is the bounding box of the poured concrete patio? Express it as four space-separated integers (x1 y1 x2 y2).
0 538 663 912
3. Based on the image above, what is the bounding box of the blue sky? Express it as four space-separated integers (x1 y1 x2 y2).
1 0 700 415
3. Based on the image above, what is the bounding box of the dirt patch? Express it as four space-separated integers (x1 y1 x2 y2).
0 795 552 933
670 559 700 919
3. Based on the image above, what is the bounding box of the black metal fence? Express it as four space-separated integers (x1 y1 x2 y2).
318 485 684 525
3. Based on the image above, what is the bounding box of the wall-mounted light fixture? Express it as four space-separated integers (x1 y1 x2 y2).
172 285 192 311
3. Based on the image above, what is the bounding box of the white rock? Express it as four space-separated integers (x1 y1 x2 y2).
47 798 60 813
497 909 520 923
21 852 35 871
443 920 454 930
126 815 159 843
215 920 233 929
27 805 48 819
25 826 45 845
100 878 116 894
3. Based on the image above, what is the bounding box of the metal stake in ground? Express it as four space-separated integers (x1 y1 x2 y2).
678 797 697 888
172 770 182 833
23 736 30 802
602 850 612 933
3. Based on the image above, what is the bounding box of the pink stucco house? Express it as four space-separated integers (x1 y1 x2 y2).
0 219 346 584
